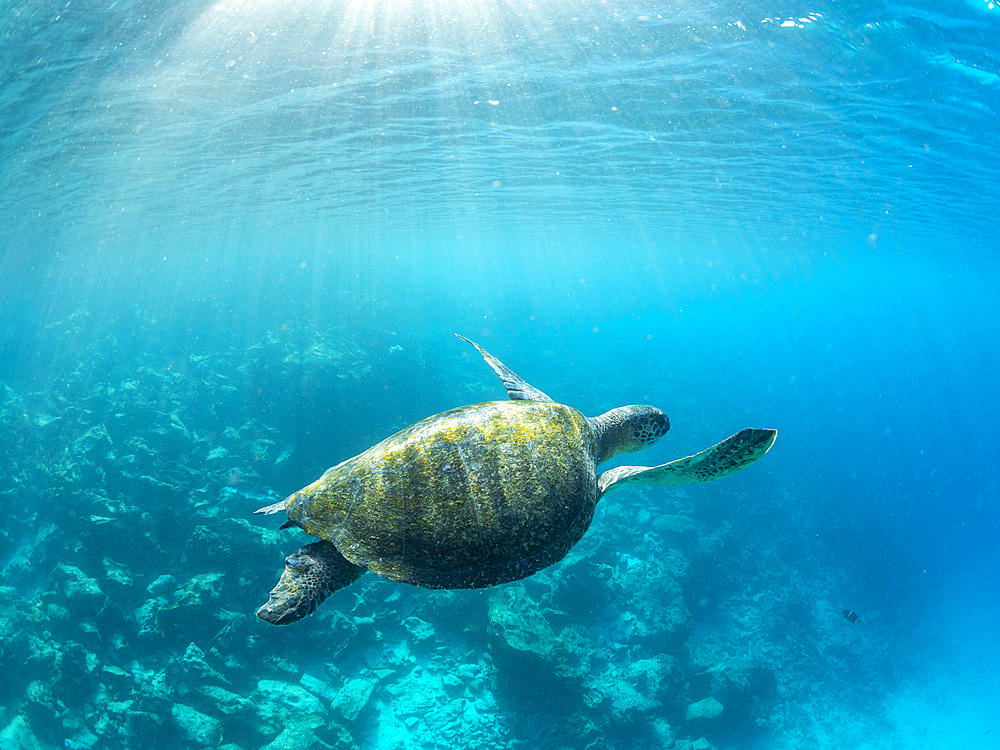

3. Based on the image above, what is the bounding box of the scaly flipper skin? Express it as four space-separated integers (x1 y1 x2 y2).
256 540 366 625
597 428 777 496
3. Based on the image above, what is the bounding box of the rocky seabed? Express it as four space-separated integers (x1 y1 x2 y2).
1 310 894 749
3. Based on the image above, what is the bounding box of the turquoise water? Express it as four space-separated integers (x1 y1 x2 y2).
2 1 998 748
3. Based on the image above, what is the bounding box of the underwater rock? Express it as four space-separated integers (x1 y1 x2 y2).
156 572 225 634
254 679 324 732
64 725 99 750
134 598 162 639
146 574 177 597
123 709 165 739
179 642 230 685
56 639 100 689
171 703 223 747
686 696 725 722
251 438 276 463
651 513 700 543
42 601 72 627
585 662 661 720
488 586 562 661
659 547 691 580
261 723 333 750
442 672 463 693
24 679 66 728
0 716 42 750
130 666 173 711
331 676 377 721
690 658 777 728
102 556 133 588
196 685 254 716
0 587 28 639
207 446 229 461
211 609 247 651
300 673 338 704
384 671 443 718
606 553 690 649
450 661 487 692
402 615 435 642
72 424 112 456
582 654 684 720
100 665 132 694
54 563 105 604
423 698 477 739
651 717 675 747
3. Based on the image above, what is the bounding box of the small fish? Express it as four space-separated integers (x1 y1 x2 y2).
843 609 861 624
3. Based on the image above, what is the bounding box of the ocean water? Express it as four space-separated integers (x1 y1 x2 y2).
1 0 998 748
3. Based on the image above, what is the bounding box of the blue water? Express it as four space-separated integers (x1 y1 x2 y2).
2 1 998 748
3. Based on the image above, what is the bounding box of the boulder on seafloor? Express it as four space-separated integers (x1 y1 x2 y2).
171 703 223 747
606 552 690 648
689 658 778 728
585 653 685 720
196 685 254 716
300 673 338 704
54 564 105 604
134 598 162 639
331 677 377 721
254 679 324 733
123 709 164 739
156 572 225 635
402 615 435 642
72 424 112 456
488 586 562 661
178 642 230 685
686 696 725 722
146 574 177 597
260 723 334 750
487 585 585 707
651 513 700 544
0 715 42 750
584 667 659 719
651 717 675 747
384 671 444 718
64 725 99 750
24 679 65 727
102 557 133 588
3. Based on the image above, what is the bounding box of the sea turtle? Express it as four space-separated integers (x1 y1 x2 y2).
254 335 776 625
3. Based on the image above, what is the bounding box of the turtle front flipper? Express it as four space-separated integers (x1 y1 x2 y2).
257 541 366 625
597 428 776 496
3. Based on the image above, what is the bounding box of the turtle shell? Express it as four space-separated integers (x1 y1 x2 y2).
285 400 598 589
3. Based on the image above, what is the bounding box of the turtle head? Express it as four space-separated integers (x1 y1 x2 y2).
590 405 670 464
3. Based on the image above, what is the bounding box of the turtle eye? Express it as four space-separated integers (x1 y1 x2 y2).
637 409 669 446
654 412 670 437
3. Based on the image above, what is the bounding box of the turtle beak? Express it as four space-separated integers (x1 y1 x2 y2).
256 553 322 625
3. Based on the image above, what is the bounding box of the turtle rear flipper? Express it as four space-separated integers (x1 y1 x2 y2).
254 499 288 515
256 541 366 625
597 428 776 496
